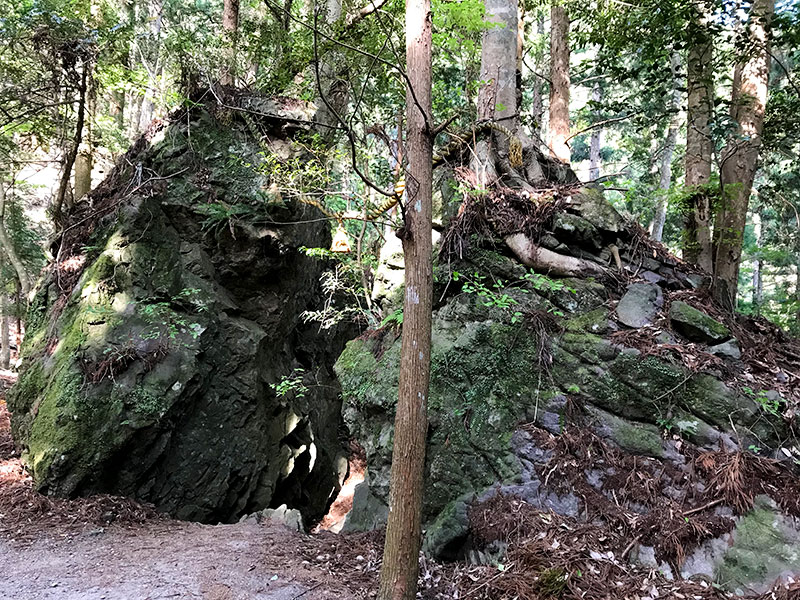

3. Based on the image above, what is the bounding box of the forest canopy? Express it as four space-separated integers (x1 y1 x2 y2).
0 0 799 334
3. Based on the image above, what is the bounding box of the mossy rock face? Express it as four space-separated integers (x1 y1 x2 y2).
9 105 351 524
669 301 731 344
337 246 788 532
337 291 551 522
715 496 800 594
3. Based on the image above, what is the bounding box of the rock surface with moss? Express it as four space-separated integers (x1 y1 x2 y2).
335 183 799 592
10 101 352 524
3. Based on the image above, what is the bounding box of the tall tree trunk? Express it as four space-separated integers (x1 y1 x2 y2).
473 0 518 184
53 60 89 229
138 0 165 132
714 0 774 311
548 0 570 163
531 16 546 134
221 0 240 86
684 12 714 271
588 82 602 181
751 210 763 315
0 183 31 298
313 0 349 140
652 52 682 242
0 257 8 371
74 64 96 201
516 2 525 120
795 260 800 330
376 0 432 596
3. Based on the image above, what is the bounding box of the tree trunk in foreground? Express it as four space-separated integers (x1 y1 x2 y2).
548 0 570 163
684 11 714 271
221 0 240 86
74 63 96 201
652 52 682 242
376 0 432 597
531 17 545 133
714 0 774 311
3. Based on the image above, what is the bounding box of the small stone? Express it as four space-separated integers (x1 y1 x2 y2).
616 283 663 328
709 340 741 360
641 271 667 285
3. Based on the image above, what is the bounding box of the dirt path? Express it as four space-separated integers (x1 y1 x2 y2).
1 377 378 600
1 521 357 600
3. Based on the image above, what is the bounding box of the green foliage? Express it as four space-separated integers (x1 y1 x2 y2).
271 368 308 399
136 288 207 346
452 269 575 323
742 386 783 417
380 308 404 328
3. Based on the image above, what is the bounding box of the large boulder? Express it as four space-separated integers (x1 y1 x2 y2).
337 267 788 527
334 185 799 595
9 100 351 524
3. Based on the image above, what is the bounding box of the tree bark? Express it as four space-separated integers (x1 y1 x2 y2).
714 0 774 311
652 52 682 242
472 0 518 185
74 63 96 201
548 0 570 163
313 0 350 140
0 183 31 298
0 258 9 370
795 261 800 329
531 16 546 133
221 0 240 86
53 60 88 229
588 82 602 181
376 0 432 597
138 0 165 132
751 211 763 315
684 11 714 270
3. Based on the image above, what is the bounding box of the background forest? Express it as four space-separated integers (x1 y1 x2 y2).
1 0 799 342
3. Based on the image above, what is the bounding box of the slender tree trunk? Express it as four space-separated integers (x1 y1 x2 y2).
531 16 546 133
473 0 518 184
652 52 682 242
516 3 525 120
74 64 96 201
0 257 9 370
684 12 714 270
376 0 432 596
588 82 602 181
313 0 349 140
548 0 570 163
14 278 21 350
751 211 763 315
0 183 31 298
138 0 164 131
221 0 240 85
795 260 800 329
53 60 89 228
110 90 125 131
714 0 774 311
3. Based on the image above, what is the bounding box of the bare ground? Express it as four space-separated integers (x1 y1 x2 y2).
0 373 378 600
0 521 362 600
